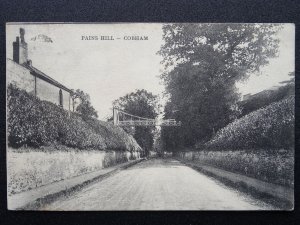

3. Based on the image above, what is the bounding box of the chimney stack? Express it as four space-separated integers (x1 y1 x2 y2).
13 28 28 64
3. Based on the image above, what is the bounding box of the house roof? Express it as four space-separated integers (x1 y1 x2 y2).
22 63 73 93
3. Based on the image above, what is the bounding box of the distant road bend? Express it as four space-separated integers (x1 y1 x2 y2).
43 158 272 210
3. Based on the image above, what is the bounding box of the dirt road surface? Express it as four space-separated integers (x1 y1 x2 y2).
43 158 272 210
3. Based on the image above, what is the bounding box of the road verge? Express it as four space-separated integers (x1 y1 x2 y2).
8 158 144 210
177 158 294 210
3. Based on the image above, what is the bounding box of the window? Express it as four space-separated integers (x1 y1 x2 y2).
59 89 63 107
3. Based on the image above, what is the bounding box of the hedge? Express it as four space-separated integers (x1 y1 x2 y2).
205 96 294 150
239 83 294 117
7 84 142 152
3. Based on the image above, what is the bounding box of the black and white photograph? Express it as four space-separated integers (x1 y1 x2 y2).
6 23 295 211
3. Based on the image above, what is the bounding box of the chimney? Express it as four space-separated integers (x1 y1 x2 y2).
13 37 20 63
12 28 28 64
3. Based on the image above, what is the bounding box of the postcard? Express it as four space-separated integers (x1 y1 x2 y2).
6 23 294 210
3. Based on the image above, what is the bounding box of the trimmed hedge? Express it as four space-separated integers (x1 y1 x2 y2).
205 96 294 150
239 83 294 117
7 84 142 152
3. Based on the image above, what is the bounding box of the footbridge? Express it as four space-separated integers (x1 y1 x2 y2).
113 108 181 126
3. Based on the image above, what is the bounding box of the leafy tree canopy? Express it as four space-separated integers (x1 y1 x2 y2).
159 23 282 151
160 24 282 82
72 89 98 120
113 89 159 154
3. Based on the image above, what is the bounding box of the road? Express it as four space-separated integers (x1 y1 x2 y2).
43 158 272 210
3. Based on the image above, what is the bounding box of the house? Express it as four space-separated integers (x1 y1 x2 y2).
7 28 74 112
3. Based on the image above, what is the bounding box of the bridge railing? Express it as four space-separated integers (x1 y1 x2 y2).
117 120 181 126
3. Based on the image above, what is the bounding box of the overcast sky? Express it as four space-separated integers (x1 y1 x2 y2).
6 23 294 120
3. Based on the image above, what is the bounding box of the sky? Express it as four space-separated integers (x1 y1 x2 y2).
6 23 295 120
236 24 295 95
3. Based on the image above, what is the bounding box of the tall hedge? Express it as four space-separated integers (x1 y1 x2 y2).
239 83 294 117
7 84 142 152
205 96 294 150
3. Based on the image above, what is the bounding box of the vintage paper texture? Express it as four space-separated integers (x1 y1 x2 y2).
6 23 294 210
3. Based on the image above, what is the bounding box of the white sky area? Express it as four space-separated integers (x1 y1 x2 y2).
236 24 295 95
6 23 294 120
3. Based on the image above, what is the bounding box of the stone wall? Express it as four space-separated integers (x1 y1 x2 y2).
174 150 294 188
7 147 141 195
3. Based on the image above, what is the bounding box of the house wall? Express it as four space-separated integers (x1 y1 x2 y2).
6 59 35 95
36 77 70 110
7 59 71 111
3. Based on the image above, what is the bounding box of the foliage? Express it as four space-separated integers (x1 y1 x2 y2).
113 89 159 154
7 84 141 152
205 96 295 150
159 24 281 77
71 89 98 120
161 63 241 149
159 24 282 150
239 72 295 117
175 149 294 187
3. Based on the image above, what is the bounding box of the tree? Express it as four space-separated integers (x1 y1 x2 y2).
113 89 159 155
71 89 98 120
159 23 282 150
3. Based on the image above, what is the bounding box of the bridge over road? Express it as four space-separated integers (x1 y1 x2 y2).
42 158 273 210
